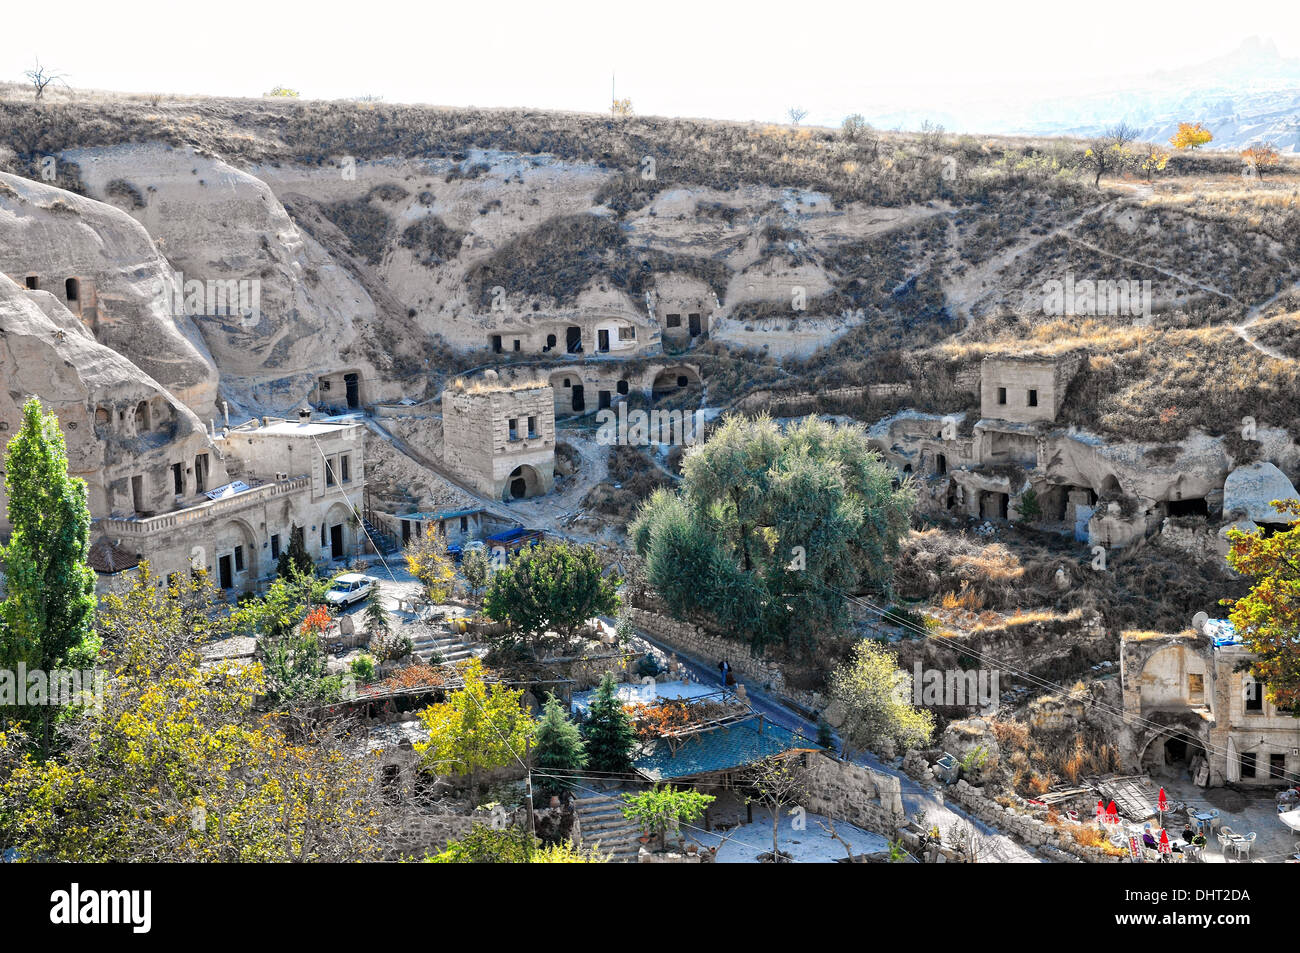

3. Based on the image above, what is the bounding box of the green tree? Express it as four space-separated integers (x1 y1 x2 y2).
482 541 621 650
231 564 328 638
461 546 490 602
829 639 934 757
363 581 390 638
582 673 636 775
631 414 914 654
620 785 714 850
0 398 97 755
1017 487 1041 522
1223 500 1300 711
533 693 586 798
261 606 345 706
1 576 394 861
275 526 314 579
415 658 536 793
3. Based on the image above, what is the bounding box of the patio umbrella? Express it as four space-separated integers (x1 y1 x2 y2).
1159 829 1171 855
1096 800 1105 824
1226 736 1240 783
1158 788 1167 813
1107 801 1119 825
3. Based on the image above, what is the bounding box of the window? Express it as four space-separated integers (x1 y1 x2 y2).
325 456 337 487
320 525 327 547
617 380 628 395
1188 673 1204 699
513 339 521 351
65 278 79 302
1027 389 1038 407
460 516 468 533
1245 678 1264 712
562 378 570 387
340 453 351 483
527 416 538 438
619 325 635 341
271 534 281 560
1270 753 1286 781
491 335 502 353
508 419 518 441
1240 752 1257 779
234 546 244 572
666 313 681 328
172 462 184 495
546 334 556 349
997 387 1007 405
24 276 38 290
194 453 209 493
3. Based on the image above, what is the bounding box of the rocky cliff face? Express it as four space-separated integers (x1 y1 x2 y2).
0 171 220 420
0 272 219 527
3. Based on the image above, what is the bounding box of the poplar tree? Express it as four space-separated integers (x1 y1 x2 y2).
0 398 98 754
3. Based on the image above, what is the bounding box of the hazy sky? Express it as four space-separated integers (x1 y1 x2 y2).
4 0 1297 128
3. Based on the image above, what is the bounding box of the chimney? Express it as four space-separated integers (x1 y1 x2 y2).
298 406 312 423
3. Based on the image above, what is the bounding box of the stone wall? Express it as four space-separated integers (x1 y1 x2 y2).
625 607 791 696
900 752 1123 863
798 751 906 837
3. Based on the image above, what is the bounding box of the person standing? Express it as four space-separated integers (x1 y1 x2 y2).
719 659 731 688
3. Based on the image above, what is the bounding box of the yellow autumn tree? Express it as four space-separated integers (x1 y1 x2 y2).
404 529 456 602
1170 122 1213 150
1137 144 1171 182
415 658 536 793
0 568 395 861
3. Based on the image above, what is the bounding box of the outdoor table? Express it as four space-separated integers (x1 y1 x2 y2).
1193 811 1218 832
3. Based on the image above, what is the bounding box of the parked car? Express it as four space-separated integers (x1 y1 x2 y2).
325 573 374 609
447 539 484 563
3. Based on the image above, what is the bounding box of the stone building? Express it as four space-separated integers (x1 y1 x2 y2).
91 413 367 595
649 273 717 348
868 349 1300 549
441 377 555 500
979 353 1083 425
1119 629 1300 788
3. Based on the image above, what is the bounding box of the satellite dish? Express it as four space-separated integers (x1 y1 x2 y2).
1192 612 1209 633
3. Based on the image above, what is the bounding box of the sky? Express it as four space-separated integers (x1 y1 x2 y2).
4 0 1298 129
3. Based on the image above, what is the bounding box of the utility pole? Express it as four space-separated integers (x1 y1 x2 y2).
524 736 536 855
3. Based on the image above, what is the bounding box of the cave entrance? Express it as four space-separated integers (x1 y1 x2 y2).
1167 497 1208 518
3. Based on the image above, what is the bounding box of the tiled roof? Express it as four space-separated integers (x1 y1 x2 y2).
88 537 139 574
633 717 820 782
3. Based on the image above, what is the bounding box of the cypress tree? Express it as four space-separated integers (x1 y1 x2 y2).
0 398 97 755
582 673 636 775
533 693 586 798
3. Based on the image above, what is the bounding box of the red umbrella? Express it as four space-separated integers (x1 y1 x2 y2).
1159 829 1171 855
1158 788 1168 813
1095 800 1105 823
1107 801 1119 825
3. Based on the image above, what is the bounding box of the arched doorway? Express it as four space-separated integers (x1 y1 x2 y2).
506 465 542 500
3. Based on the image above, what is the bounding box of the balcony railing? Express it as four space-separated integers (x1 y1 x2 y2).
96 476 313 536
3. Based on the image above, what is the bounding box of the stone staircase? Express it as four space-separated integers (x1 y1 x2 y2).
361 518 400 556
410 625 476 664
574 792 642 863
